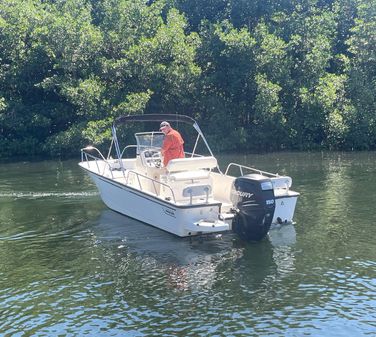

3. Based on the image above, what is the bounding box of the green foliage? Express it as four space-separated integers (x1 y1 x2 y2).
254 74 284 125
60 77 105 117
0 0 375 159
254 22 290 84
252 74 288 150
82 90 153 144
113 90 153 117
44 124 87 158
82 119 113 145
345 0 376 149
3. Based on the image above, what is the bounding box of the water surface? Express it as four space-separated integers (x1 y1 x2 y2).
0 152 375 336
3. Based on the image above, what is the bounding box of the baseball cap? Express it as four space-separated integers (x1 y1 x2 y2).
160 121 170 130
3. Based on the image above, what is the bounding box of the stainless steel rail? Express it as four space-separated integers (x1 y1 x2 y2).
80 148 176 202
225 163 279 178
125 170 176 202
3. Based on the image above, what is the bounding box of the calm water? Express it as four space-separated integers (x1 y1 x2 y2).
0 152 375 336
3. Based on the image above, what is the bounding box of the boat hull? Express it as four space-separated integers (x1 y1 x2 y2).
87 171 230 237
273 192 299 224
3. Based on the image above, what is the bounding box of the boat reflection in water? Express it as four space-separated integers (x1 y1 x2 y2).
88 210 297 291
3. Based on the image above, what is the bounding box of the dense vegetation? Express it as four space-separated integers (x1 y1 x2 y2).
0 0 375 158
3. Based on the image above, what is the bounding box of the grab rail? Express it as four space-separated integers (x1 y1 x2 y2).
125 170 176 202
120 145 138 158
81 146 105 162
81 147 127 180
225 163 279 178
80 148 176 202
225 163 293 191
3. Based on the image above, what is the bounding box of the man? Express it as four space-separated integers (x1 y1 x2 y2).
160 121 185 166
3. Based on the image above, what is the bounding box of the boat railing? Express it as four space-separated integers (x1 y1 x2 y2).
81 147 177 201
225 163 279 178
125 170 176 202
81 147 128 180
225 163 293 191
81 146 107 173
120 145 138 158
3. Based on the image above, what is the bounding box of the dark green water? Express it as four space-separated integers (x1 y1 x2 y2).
0 152 375 336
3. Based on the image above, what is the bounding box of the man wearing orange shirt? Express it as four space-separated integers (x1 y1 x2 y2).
159 121 185 167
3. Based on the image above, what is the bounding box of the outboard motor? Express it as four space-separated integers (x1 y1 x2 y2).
231 174 275 241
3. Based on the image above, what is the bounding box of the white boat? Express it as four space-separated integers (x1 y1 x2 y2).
79 114 299 241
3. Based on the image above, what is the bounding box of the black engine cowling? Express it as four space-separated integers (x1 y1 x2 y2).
231 174 275 241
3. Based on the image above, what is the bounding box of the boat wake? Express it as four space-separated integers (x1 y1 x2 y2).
0 191 99 199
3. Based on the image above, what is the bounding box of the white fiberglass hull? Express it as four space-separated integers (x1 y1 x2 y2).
86 170 231 237
273 192 299 224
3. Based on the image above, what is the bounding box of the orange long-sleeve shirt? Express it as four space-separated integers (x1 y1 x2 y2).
161 129 185 166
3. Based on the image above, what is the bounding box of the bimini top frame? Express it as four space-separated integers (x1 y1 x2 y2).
112 114 217 168
115 114 196 126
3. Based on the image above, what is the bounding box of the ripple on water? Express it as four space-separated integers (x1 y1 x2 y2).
0 275 121 336
1 245 375 336
1 153 376 337
0 191 98 199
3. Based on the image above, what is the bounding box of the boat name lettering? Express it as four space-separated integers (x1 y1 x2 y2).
266 199 274 205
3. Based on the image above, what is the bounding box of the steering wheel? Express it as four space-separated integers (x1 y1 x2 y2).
151 151 162 168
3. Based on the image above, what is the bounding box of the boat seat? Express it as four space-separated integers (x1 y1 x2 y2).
167 169 210 182
160 172 214 203
181 184 212 204
183 184 212 197
166 156 217 172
